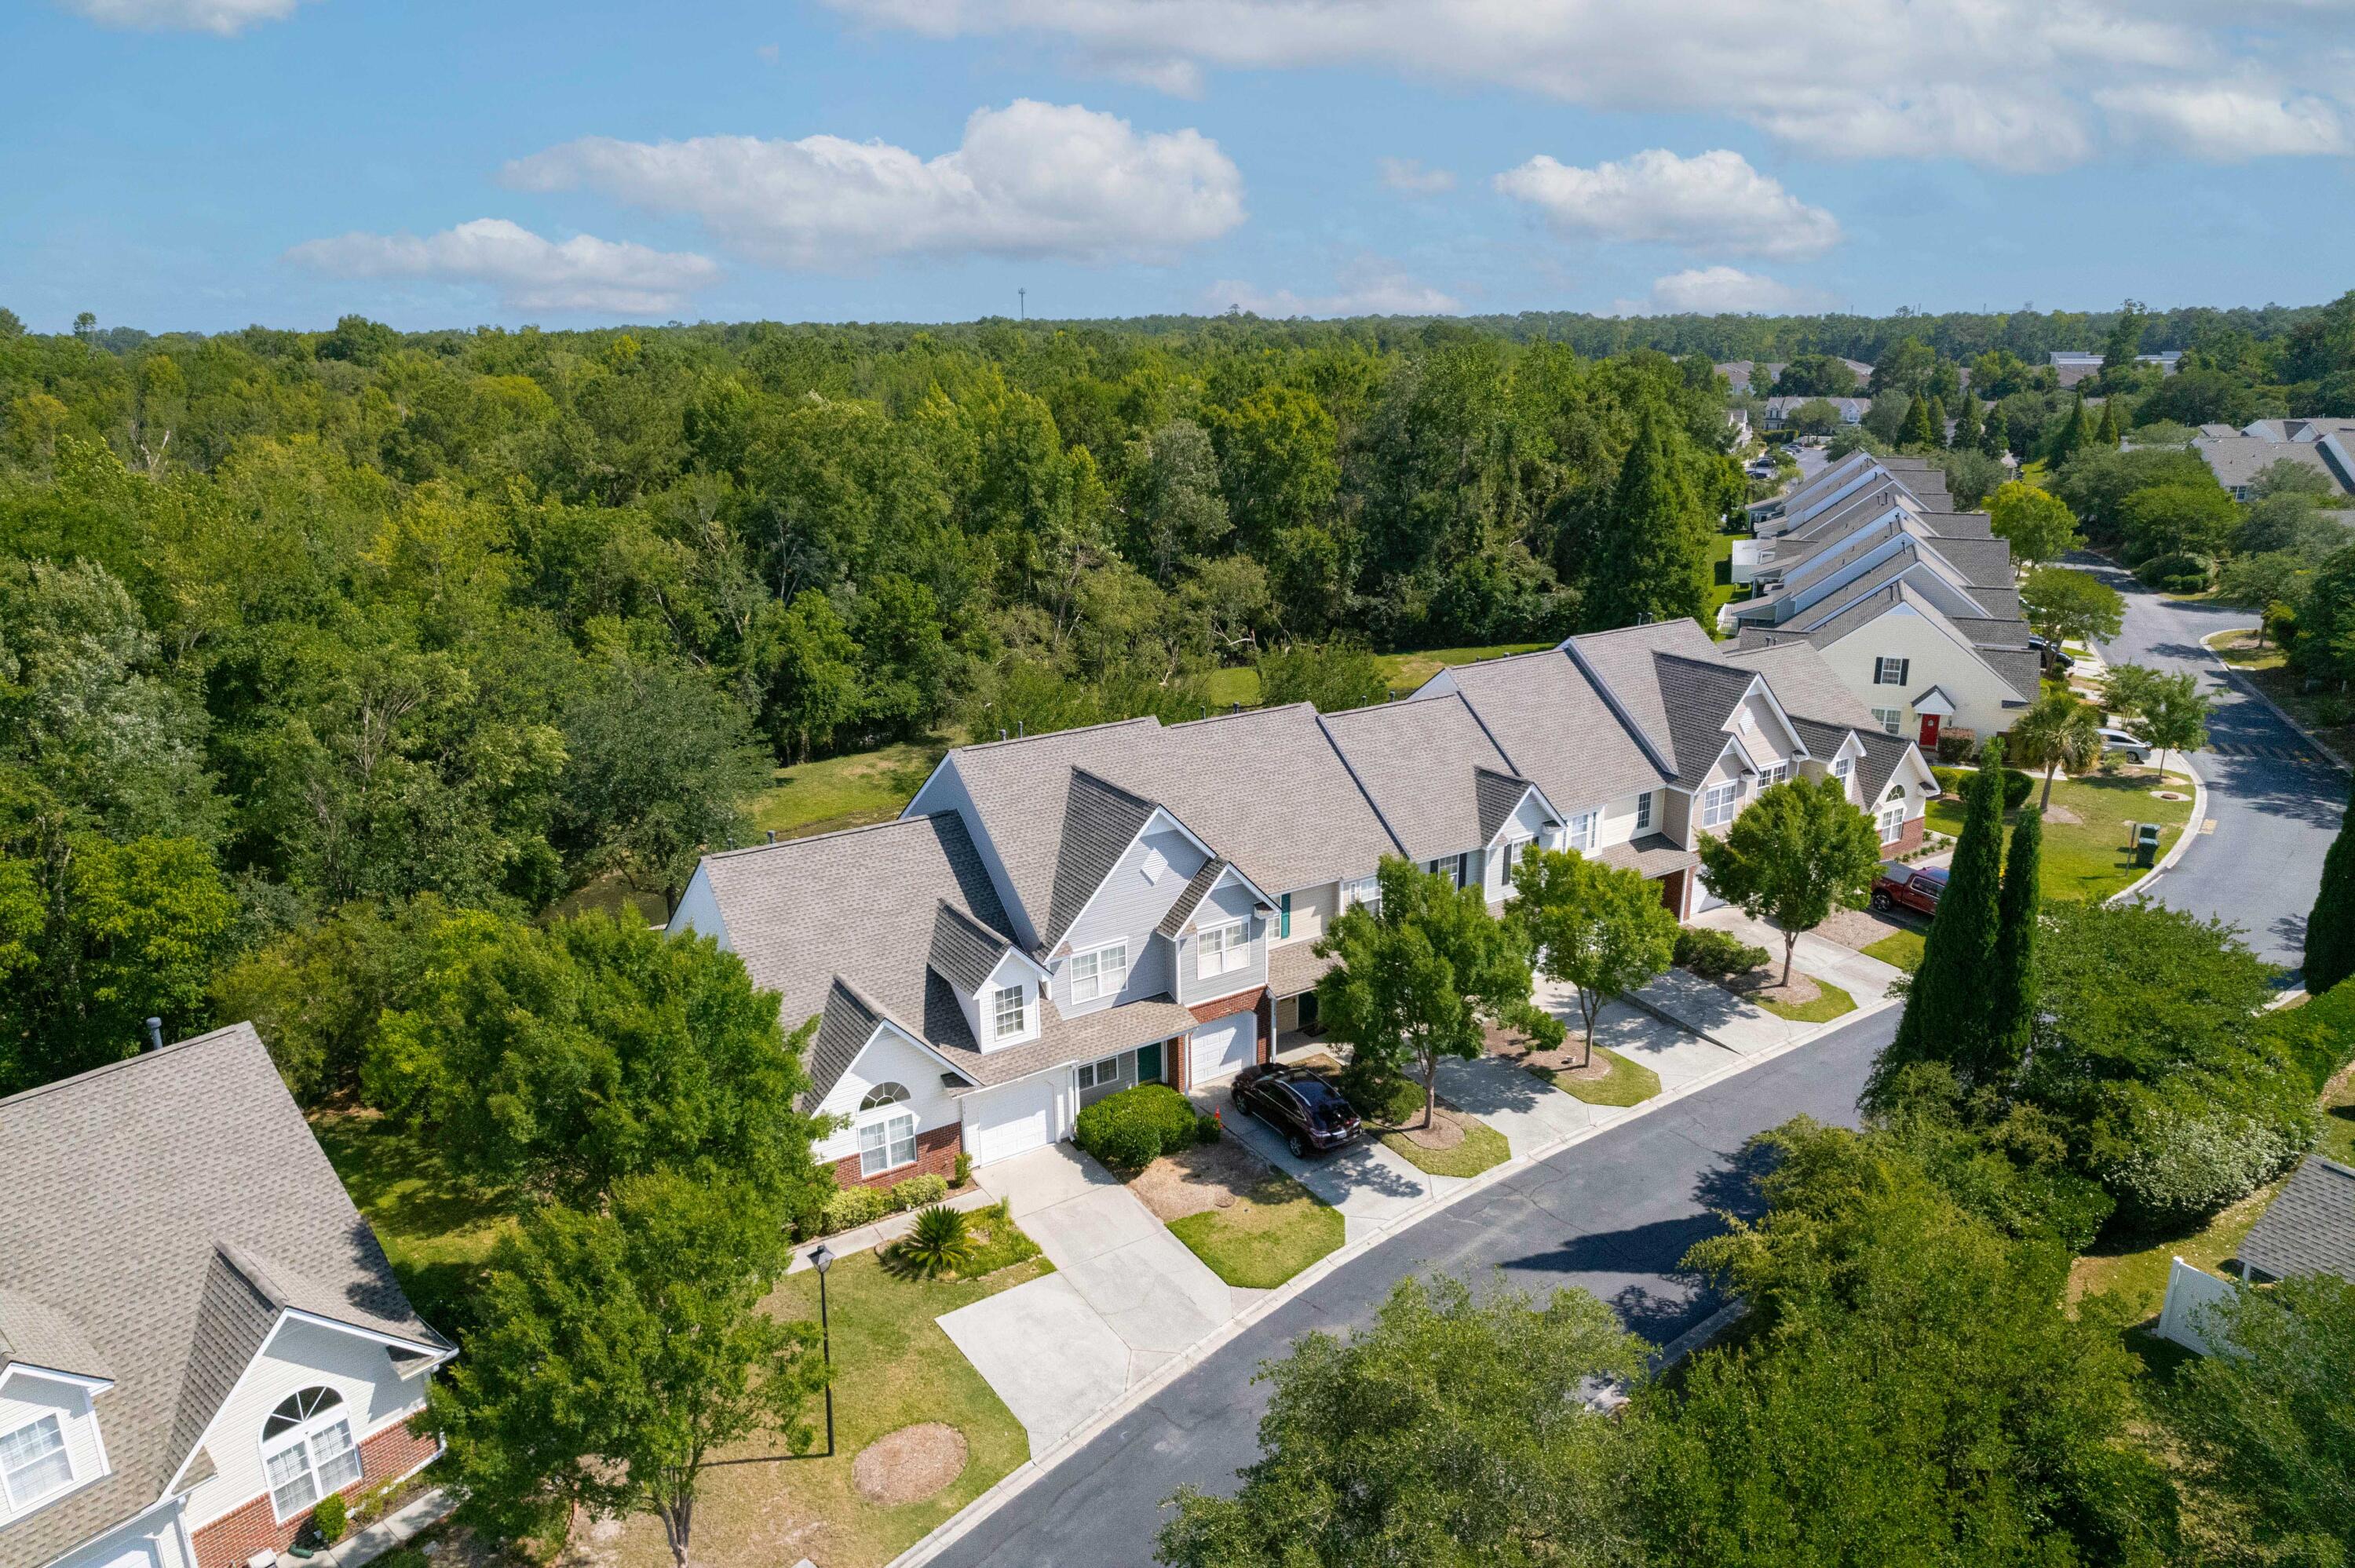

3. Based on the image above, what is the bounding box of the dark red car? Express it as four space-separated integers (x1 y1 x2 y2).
1870 861 1946 918
1232 1064 1362 1158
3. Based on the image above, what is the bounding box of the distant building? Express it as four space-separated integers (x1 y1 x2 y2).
2193 417 2355 501
1718 359 1873 396
1762 396 1870 428
2048 349 2182 388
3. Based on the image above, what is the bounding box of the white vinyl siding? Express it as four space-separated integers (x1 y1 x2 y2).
1066 942 1129 1005
1197 921 1248 978
809 1029 962 1166
991 985 1027 1041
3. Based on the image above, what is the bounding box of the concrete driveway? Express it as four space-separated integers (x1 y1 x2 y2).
1205 1081 1441 1243
1539 979 1751 1092
938 1144 1243 1453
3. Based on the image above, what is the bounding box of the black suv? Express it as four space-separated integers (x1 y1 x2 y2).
1232 1064 1362 1158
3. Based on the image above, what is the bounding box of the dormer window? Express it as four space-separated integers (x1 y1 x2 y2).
262 1387 362 1520
0 1413 74 1510
991 985 1028 1041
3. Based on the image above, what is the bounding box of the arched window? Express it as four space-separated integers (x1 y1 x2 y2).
860 1082 911 1112
262 1387 362 1520
1886 784 1905 802
857 1083 918 1176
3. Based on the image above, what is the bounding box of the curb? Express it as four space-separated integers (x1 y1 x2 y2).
2196 629 2353 775
2109 753 2206 905
885 992 1901 1568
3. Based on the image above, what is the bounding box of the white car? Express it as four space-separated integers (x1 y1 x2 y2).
2098 727 2152 763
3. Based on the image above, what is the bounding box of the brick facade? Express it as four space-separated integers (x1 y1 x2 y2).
1883 812 1926 856
190 1418 441 1568
1175 988 1267 1090
829 1121 962 1191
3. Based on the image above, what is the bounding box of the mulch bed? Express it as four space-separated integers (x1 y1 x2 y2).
1816 906 1919 948
1389 1103 1478 1152
1725 966 1823 1008
2042 803 2085 823
852 1422 968 1506
1130 1136 1276 1223
1484 1018 1611 1078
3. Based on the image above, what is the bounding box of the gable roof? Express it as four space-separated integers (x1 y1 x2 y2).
1430 645 1670 811
1043 769 1163 954
0 1026 445 1568
2239 1156 2355 1284
1718 640 1882 729
0 1291 113 1386
1316 693 1524 862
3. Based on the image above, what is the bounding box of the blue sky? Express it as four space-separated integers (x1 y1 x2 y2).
4 0 2353 334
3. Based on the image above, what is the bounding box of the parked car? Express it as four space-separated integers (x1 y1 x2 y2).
1232 1063 1362 1158
1870 860 1947 918
2028 634 2075 674
2097 727 2152 763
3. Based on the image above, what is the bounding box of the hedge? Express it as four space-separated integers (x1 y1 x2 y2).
1075 1083 1203 1169
2257 978 2355 1096
1932 765 2033 811
1677 928 1769 979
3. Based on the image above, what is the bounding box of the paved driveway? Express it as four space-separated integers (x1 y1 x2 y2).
940 1145 1243 1452
1209 1085 1440 1244
2079 554 2345 980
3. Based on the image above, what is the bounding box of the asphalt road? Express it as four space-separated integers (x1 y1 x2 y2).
928 1008 1897 1568
2079 556 2346 980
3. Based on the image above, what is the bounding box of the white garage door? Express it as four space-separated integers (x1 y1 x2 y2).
1188 1016 1254 1085
964 1075 1060 1167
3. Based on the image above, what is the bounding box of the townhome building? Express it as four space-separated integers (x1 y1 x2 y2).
669 627 1937 1191
0 1026 452 1568
2195 418 2355 501
1728 454 2036 749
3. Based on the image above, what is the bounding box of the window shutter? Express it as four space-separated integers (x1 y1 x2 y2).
1897 658 1911 687
1279 892 1291 939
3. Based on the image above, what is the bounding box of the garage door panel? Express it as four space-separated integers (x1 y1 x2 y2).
966 1075 1059 1166
1188 1016 1254 1084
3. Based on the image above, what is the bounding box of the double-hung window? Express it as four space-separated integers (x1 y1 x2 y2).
1877 800 1907 843
991 984 1028 1042
1075 1054 1123 1091
1758 760 1791 788
1833 755 1853 779
1699 780 1742 830
1425 855 1466 888
0 1415 73 1511
1634 792 1652 830
1067 942 1128 1005
1197 920 1249 978
263 1388 363 1521
1871 706 1904 736
1565 811 1599 851
1341 875 1380 913
857 1083 917 1176
1874 656 1911 687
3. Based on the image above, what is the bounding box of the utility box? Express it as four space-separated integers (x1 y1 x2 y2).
2134 822 2162 867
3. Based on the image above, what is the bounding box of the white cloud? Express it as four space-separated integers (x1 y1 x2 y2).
1207 264 1462 318
1495 148 1839 260
504 100 1244 270
819 0 2355 171
1612 266 1825 316
287 219 721 315
1378 157 1456 195
64 0 309 33
2094 82 2350 158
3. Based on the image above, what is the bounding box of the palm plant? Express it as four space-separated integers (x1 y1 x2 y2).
895 1203 975 1279
2007 691 2103 812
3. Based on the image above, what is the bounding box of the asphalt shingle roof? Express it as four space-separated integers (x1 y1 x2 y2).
1044 770 1160 954
1718 640 1880 728
2239 1157 2355 1284
1433 645 1671 812
0 1026 444 1568
1317 694 1516 862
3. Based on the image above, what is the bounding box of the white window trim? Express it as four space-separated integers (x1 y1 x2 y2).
1877 802 1907 844
1875 656 1906 685
1340 875 1380 912
1699 780 1741 830
858 1108 919 1176
1197 919 1250 978
1758 760 1791 788
1067 940 1130 1005
1832 756 1853 778
1565 811 1599 851
260 1392 364 1523
0 1414 75 1512
1871 707 1904 736
1075 1054 1124 1091
1634 792 1652 830
990 984 1029 1043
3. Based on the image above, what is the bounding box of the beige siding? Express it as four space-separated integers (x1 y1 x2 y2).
0 1370 108 1526
1821 605 2021 738
1272 881 1334 949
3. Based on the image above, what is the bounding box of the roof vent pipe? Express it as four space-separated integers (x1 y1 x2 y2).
144 1016 164 1052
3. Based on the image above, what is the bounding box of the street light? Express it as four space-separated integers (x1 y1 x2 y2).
809 1244 836 1457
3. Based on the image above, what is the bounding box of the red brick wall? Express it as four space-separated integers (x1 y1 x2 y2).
191 1418 441 1568
1884 813 1926 855
829 1121 962 1191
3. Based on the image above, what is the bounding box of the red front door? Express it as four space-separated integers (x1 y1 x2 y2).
1918 713 1941 749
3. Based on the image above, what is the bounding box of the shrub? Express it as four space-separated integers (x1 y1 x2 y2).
1935 732 1975 764
311 1496 349 1545
820 1183 892 1234
1930 765 2032 811
2256 979 2355 1096
893 1204 976 1278
1676 928 1769 979
889 1172 950 1212
2135 551 2213 591
1075 1083 1201 1169
2086 1078 2309 1231
1195 1110 1221 1144
951 1151 973 1188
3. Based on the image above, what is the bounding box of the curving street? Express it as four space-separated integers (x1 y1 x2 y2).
2077 556 2346 982
921 1009 1897 1567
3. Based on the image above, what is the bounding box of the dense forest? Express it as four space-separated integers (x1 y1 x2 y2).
2 296 2350 1096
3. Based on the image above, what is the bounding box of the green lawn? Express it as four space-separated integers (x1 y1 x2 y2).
2068 1180 2280 1327
1926 771 2195 904
1535 1046 1661 1107
2205 628 2355 760
310 1110 513 1329
1860 928 1926 973
1707 530 1754 632
1375 642 1551 696
1167 1174 1345 1287
1756 977 1857 1024
2320 1063 2355 1167
1200 665 1261 709
747 735 952 842
1382 1119 1511 1178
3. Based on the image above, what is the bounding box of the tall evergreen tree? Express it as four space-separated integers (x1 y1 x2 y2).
1880 741 2009 1090
1926 396 1950 449
1900 394 1936 450
2050 393 2093 464
1984 809 2042 1085
1952 394 1983 451
1583 401 1711 631
2305 775 2355 995
2094 399 2122 448
1981 404 2010 459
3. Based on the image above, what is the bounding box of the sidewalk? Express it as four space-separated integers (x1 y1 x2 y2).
787 1184 999 1274
1688 906 1909 1006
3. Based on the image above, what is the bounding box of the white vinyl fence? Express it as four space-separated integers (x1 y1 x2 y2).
2154 1256 2240 1357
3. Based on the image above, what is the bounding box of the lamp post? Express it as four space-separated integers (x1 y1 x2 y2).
810 1244 835 1457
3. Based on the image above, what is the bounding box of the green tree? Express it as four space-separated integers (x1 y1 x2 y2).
1786 397 1842 437
1882 742 2008 1091
1509 845 1678 1065
1986 811 2042 1079
2163 1274 2355 1568
750 589 861 762
433 1172 827 1566
1696 776 1882 988
1869 338 1937 396
1950 392 1983 451
2100 660 2166 723
2306 775 2355 995
1773 354 1860 397
1127 418 1232 584
2049 392 2094 465
1208 383 1340 555
2127 669 2209 778
1252 640 1389 713
2218 550 2312 625
2120 482 2237 567
2006 690 2103 811
1979 402 2011 459
1926 396 1950 448
365 912 828 1211
1582 401 1712 632
2022 565 2124 647
1158 1276 1646 1568
2094 398 2122 448
1313 855 1555 1129
1988 480 2082 566
213 894 455 1103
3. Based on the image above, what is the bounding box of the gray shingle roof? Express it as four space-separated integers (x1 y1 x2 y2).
1718 640 1880 728
1476 768 1546 844
1856 731 1922 802
2196 436 2354 497
0 1026 444 1568
2239 1157 2355 1284
1565 621 1728 772
1436 643 1671 812
932 990 1203 1088
1268 939 1337 1000
1317 694 1516 862
0 1290 112 1383
1044 770 1160 954
929 902 1016 997
1596 834 1699 877
1156 857 1232 939
1652 654 1783 785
